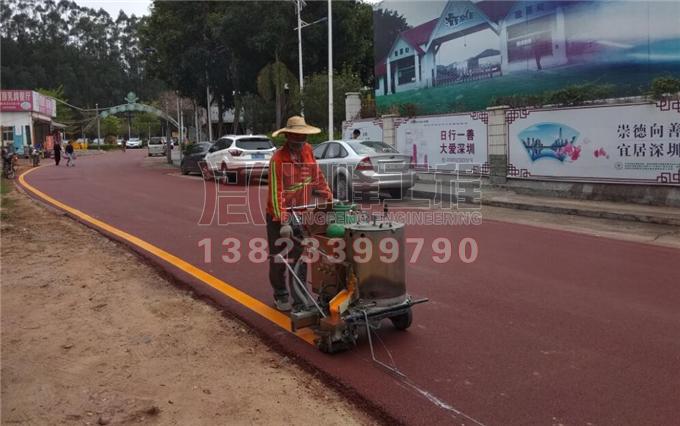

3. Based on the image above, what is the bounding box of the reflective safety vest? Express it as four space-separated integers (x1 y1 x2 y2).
267 142 331 223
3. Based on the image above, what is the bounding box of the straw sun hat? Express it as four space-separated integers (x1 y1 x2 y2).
272 116 321 137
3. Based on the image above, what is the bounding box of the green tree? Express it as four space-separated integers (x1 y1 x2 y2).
131 112 161 139
257 61 300 130
302 69 362 133
371 9 409 69
101 116 122 137
37 85 77 135
0 0 164 108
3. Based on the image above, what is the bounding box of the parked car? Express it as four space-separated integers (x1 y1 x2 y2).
116 138 123 146
204 135 276 184
313 140 415 200
126 137 143 148
147 136 167 156
180 142 213 175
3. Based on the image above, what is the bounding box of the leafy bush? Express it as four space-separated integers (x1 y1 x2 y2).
490 83 614 108
398 103 419 117
649 76 680 100
86 144 120 151
268 131 330 147
544 83 614 106
302 69 362 133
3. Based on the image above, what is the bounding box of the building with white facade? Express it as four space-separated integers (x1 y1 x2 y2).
0 90 63 155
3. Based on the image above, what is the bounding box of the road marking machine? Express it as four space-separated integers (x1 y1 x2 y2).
278 198 428 354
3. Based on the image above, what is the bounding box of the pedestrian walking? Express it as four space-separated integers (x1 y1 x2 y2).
65 141 76 167
54 141 62 166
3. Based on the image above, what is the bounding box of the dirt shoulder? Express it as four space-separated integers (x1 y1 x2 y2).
0 178 374 425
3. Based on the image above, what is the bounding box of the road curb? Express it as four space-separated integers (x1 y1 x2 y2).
409 189 680 227
16 167 399 426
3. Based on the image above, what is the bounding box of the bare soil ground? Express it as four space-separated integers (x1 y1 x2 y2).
0 176 374 425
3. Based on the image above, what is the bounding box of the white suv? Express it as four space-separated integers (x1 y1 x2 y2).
147 137 167 156
204 135 276 183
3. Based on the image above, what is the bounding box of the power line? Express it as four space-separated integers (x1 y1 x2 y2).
54 98 120 112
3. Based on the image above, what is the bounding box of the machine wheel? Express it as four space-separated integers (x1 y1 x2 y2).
334 174 352 202
316 335 349 354
390 309 412 331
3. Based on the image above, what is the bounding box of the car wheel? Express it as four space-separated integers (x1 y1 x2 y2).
220 163 234 185
388 188 403 199
334 174 352 202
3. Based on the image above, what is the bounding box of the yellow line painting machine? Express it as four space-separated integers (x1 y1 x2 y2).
278 198 428 354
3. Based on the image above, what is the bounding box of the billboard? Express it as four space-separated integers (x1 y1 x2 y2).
507 103 680 185
0 90 56 117
342 118 384 141
0 90 33 112
373 1 680 114
395 112 488 172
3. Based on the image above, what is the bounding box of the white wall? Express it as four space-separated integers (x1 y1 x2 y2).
0 111 31 128
508 103 680 184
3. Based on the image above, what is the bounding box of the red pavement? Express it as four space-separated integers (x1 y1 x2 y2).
21 151 680 425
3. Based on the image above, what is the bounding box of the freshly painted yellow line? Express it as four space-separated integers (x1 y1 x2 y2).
19 167 317 345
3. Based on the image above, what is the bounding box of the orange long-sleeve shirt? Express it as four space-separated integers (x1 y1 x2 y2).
267 142 332 223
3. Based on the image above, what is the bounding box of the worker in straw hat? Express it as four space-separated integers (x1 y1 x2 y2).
266 115 333 312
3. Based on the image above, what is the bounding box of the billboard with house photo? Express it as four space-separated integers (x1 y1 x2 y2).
373 0 680 115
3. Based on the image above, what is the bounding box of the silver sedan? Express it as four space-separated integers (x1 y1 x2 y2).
313 140 415 200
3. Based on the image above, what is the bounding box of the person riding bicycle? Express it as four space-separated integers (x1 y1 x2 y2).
266 116 332 312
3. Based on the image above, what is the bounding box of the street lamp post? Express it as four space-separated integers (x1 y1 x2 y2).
96 103 101 151
127 111 132 141
206 71 213 142
166 98 172 164
176 93 181 165
296 0 304 116
180 111 184 164
293 1 327 118
327 0 333 140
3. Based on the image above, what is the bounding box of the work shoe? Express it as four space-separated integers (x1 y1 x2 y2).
274 298 292 312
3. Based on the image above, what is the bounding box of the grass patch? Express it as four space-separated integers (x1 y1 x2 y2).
0 176 11 196
376 62 680 114
1 176 14 222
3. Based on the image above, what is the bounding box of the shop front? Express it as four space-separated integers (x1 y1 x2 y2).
0 90 62 155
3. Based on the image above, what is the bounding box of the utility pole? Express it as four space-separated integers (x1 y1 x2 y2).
327 0 333 140
96 103 101 151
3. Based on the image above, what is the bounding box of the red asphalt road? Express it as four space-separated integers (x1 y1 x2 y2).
22 151 680 425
